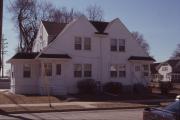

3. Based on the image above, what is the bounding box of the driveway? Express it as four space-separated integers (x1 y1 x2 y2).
0 109 143 120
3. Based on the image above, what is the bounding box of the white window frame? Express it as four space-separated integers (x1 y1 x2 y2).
84 64 92 77
119 39 125 52
84 37 91 50
23 64 31 78
44 63 52 76
74 37 82 50
110 64 118 78
110 39 118 51
56 64 61 75
74 64 82 78
119 65 126 78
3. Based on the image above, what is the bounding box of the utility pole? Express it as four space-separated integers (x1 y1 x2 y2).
0 0 3 77
1 35 7 77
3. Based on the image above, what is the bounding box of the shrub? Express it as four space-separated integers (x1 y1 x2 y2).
133 83 149 94
122 85 133 94
77 79 97 94
103 82 122 94
159 81 172 95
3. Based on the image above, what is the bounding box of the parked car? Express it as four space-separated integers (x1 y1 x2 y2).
176 95 180 101
143 100 180 120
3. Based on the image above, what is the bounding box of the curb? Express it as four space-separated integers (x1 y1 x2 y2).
0 105 161 114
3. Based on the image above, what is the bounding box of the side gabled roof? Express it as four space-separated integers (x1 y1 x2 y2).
42 21 67 37
42 20 109 37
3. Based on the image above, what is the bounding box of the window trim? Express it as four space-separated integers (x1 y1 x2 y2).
110 64 118 78
119 65 126 78
44 63 52 76
84 64 92 77
74 64 82 78
56 64 61 75
84 37 91 50
119 39 125 52
23 64 31 78
74 37 82 50
110 39 118 52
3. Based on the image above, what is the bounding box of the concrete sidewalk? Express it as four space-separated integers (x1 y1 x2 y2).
0 99 174 114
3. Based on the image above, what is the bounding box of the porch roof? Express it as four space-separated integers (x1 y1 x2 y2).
8 52 71 61
10 52 39 59
128 56 155 61
38 53 71 59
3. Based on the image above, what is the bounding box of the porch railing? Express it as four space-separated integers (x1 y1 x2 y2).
151 73 180 83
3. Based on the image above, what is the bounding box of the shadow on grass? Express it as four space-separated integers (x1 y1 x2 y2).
68 92 177 105
0 93 46 120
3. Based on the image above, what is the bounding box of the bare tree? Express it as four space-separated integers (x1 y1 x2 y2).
9 0 82 52
86 4 104 21
171 44 180 59
131 31 150 55
9 0 38 52
49 7 83 23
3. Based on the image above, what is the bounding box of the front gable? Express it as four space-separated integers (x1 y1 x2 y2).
33 21 49 52
105 18 148 57
42 16 98 55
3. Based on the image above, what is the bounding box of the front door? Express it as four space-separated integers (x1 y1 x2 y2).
134 64 142 83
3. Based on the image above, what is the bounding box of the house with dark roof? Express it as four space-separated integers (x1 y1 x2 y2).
7 16 155 95
150 59 180 83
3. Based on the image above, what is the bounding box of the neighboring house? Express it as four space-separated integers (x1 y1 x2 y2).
7 16 155 95
151 59 180 83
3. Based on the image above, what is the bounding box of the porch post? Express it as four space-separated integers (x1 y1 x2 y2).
42 61 52 107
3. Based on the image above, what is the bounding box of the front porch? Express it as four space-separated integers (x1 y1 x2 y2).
151 73 180 83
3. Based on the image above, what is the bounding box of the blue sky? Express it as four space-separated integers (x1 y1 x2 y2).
2 0 180 71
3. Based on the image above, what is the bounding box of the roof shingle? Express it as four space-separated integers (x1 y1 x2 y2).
39 53 71 59
42 21 67 37
11 52 39 59
128 56 156 61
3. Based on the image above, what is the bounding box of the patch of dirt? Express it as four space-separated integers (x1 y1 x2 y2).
0 91 64 104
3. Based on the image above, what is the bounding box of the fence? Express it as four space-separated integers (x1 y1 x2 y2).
151 73 180 83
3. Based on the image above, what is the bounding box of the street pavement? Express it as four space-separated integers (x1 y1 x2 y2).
0 109 143 120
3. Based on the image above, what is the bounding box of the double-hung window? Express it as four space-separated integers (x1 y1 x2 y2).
111 39 117 51
84 64 92 77
143 64 149 77
74 64 82 77
44 63 52 76
119 39 125 52
74 37 82 50
84 37 91 50
119 65 126 77
56 64 61 75
23 64 31 78
110 64 118 77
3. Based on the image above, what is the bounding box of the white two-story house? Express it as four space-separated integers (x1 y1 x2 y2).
7 16 155 95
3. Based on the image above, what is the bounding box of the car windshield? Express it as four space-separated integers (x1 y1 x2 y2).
164 101 180 113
